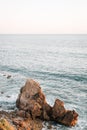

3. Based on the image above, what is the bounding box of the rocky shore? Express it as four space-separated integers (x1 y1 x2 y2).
0 79 78 130
0 110 42 130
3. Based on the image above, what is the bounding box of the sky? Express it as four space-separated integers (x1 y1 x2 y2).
0 0 87 34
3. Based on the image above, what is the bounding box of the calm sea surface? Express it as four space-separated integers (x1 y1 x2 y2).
0 34 87 130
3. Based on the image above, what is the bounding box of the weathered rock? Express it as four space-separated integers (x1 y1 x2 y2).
61 110 78 126
12 118 42 130
52 99 66 119
16 79 46 119
16 110 26 118
16 79 78 127
52 99 78 126
42 103 52 121
0 111 42 130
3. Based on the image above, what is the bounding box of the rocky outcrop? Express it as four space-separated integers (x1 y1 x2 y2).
16 79 78 127
52 99 78 126
0 79 78 130
0 111 42 130
16 79 51 120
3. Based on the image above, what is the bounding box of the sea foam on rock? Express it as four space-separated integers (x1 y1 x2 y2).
16 79 78 126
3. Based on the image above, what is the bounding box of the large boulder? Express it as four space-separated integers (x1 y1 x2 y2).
16 79 46 109
16 79 78 126
52 99 66 119
52 99 78 126
16 79 51 120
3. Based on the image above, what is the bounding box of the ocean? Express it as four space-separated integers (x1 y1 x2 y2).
0 34 87 130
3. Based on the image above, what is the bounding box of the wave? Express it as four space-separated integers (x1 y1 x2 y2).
0 101 16 111
0 65 87 83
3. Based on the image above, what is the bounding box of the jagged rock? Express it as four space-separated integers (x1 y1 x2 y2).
16 79 78 127
52 99 66 119
42 103 52 121
61 110 78 126
12 118 42 130
52 99 78 126
16 79 46 119
0 111 42 130
0 118 15 130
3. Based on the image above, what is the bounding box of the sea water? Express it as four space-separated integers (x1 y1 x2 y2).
0 34 87 130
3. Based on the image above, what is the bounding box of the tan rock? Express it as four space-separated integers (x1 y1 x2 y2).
0 118 15 130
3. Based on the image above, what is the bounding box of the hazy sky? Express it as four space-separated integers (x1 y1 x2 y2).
0 0 87 34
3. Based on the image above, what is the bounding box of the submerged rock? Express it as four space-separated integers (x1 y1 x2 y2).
16 79 78 127
1 91 4 94
7 75 11 79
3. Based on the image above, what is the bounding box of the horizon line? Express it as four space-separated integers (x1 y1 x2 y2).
0 33 87 35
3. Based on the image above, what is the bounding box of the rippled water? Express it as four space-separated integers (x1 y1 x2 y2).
0 34 87 130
